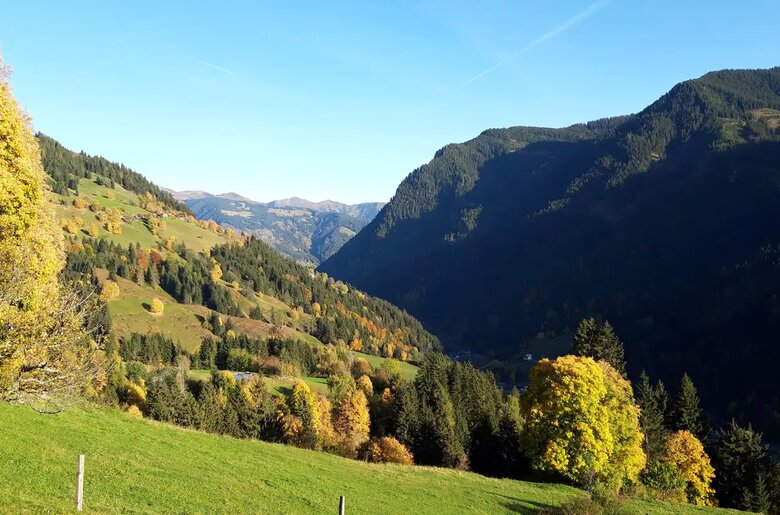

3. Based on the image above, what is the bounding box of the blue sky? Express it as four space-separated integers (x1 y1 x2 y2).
2 1 779 204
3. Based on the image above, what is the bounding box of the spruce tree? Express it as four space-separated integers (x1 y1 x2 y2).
713 420 770 509
571 318 626 376
673 373 706 441
636 371 666 461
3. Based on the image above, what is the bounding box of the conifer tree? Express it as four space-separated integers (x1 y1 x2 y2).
637 372 667 461
713 420 771 509
571 318 626 375
673 373 706 441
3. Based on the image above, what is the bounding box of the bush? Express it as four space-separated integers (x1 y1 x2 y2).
149 298 164 314
126 404 143 419
358 436 414 465
640 461 687 503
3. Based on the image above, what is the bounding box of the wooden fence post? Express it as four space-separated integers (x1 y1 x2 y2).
75 454 85 511
338 495 345 515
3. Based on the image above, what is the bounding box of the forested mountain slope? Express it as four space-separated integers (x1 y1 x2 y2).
320 67 780 433
40 135 437 361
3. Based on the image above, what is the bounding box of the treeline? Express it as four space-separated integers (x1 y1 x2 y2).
37 133 189 213
211 238 440 359
82 301 780 513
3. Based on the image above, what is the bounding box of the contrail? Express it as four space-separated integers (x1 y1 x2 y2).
199 60 238 76
458 0 610 89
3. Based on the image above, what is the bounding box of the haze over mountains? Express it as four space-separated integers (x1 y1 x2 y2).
320 67 780 434
170 189 384 265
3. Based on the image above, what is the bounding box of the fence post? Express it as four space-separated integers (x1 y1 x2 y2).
75 454 85 511
338 495 345 515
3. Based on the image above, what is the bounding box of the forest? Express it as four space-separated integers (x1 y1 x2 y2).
320 67 780 439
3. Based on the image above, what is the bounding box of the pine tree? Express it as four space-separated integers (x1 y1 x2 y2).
636 372 667 461
713 420 770 509
571 318 626 375
673 373 706 441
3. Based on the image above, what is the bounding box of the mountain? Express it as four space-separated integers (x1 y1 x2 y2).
177 191 384 265
40 134 435 355
320 67 780 434
268 196 385 220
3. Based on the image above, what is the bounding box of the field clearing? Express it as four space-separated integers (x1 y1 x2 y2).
0 403 738 514
355 351 419 380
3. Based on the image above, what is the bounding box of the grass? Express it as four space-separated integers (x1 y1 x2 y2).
187 371 330 397
0 403 738 514
95 269 213 351
52 178 232 252
355 351 419 381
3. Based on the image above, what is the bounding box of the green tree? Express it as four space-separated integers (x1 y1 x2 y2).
571 318 626 375
713 420 771 510
673 373 706 441
636 371 668 461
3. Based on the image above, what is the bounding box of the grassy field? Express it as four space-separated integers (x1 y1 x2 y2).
0 403 738 514
187 371 330 396
355 351 419 380
52 178 231 252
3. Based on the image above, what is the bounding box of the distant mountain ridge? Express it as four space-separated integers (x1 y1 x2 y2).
320 67 780 435
169 190 385 265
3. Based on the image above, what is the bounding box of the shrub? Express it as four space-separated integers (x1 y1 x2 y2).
149 298 164 314
640 461 687 503
368 437 414 465
126 404 143 419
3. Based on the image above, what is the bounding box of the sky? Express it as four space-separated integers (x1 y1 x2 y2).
1 1 779 204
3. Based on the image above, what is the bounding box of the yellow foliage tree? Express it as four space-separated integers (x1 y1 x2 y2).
282 380 323 449
361 436 414 465
88 223 99 237
356 374 373 398
210 260 223 283
522 355 645 489
0 63 97 406
72 197 88 209
89 200 101 212
105 191 116 200
334 390 370 457
100 280 120 302
104 221 122 234
149 298 164 314
662 430 715 506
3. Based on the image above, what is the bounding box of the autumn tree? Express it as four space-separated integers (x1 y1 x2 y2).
100 280 120 302
149 298 164 314
522 355 644 490
210 260 223 283
88 223 99 237
281 379 322 449
333 389 370 457
571 318 626 375
356 374 373 398
358 436 414 465
661 430 715 506
0 60 98 407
